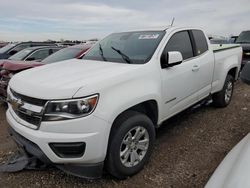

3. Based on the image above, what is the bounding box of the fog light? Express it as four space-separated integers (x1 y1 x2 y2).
49 142 86 158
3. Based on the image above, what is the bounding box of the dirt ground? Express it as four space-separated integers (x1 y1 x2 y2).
0 81 250 188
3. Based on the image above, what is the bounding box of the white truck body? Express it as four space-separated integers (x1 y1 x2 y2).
6 26 242 178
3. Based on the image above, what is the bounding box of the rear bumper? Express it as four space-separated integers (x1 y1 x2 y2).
8 126 104 179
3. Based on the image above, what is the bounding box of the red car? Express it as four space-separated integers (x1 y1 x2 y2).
0 43 95 101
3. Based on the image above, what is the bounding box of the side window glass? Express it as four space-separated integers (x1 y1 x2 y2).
192 30 208 55
26 49 49 61
9 44 31 55
164 31 194 60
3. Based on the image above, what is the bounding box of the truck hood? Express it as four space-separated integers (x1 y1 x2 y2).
0 60 43 71
205 133 250 188
9 59 140 99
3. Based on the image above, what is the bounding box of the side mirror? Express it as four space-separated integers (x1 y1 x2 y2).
241 62 250 85
161 51 183 68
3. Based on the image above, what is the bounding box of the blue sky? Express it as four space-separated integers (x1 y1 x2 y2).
0 0 250 41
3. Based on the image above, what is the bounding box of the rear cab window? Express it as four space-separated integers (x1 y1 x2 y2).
191 30 208 56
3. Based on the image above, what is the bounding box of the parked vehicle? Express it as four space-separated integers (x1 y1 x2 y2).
42 43 95 64
209 38 230 44
241 61 250 84
236 31 250 67
7 46 61 62
229 36 238 43
6 26 242 179
208 35 230 44
0 44 93 101
0 42 8 48
0 42 56 60
205 62 250 188
205 133 250 188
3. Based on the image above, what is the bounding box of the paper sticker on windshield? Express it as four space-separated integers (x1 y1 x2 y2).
138 34 159 40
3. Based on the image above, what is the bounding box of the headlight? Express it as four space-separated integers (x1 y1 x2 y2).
43 94 99 121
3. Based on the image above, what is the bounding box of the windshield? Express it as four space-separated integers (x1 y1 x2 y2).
0 43 16 54
42 47 82 64
83 31 165 64
236 31 250 43
8 49 33 60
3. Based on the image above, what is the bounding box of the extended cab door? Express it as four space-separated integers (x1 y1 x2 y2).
160 30 200 119
190 30 214 100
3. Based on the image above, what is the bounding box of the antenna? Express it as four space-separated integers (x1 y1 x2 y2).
171 17 175 26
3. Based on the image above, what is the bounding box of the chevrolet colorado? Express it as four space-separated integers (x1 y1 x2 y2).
6 26 242 179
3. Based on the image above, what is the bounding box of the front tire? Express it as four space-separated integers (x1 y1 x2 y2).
212 75 234 107
106 111 155 179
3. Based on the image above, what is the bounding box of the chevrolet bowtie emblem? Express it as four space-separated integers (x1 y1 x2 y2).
9 98 24 111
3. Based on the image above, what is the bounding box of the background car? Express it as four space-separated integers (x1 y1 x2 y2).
7 46 62 62
229 36 239 43
0 43 95 101
0 42 8 48
205 63 250 188
41 42 96 64
0 42 56 59
241 62 250 84
208 35 230 44
236 30 250 68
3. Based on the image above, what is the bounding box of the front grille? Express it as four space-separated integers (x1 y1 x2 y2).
9 89 46 129
10 88 47 106
15 110 42 126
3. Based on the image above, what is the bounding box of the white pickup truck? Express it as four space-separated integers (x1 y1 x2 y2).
6 26 242 179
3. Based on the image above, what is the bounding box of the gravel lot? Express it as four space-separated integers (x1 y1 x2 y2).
0 81 250 188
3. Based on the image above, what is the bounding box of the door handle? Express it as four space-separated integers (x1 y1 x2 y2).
192 65 200 72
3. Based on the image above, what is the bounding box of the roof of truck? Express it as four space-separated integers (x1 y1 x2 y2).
126 26 203 32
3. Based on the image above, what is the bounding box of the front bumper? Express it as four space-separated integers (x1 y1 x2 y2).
8 126 104 178
6 108 111 178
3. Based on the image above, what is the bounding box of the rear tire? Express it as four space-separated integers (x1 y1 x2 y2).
106 111 155 180
212 75 234 107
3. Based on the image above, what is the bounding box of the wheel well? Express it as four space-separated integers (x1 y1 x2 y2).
106 100 158 159
228 67 238 80
128 100 158 126
113 100 159 127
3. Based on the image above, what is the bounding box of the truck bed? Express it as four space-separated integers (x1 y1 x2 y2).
212 44 241 52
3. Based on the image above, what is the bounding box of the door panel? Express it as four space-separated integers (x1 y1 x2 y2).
191 30 214 100
161 60 200 118
160 31 200 119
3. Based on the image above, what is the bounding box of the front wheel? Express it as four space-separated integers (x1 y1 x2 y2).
212 75 234 107
106 111 155 179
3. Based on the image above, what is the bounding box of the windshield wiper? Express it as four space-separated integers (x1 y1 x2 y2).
111 46 132 64
99 44 107 61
